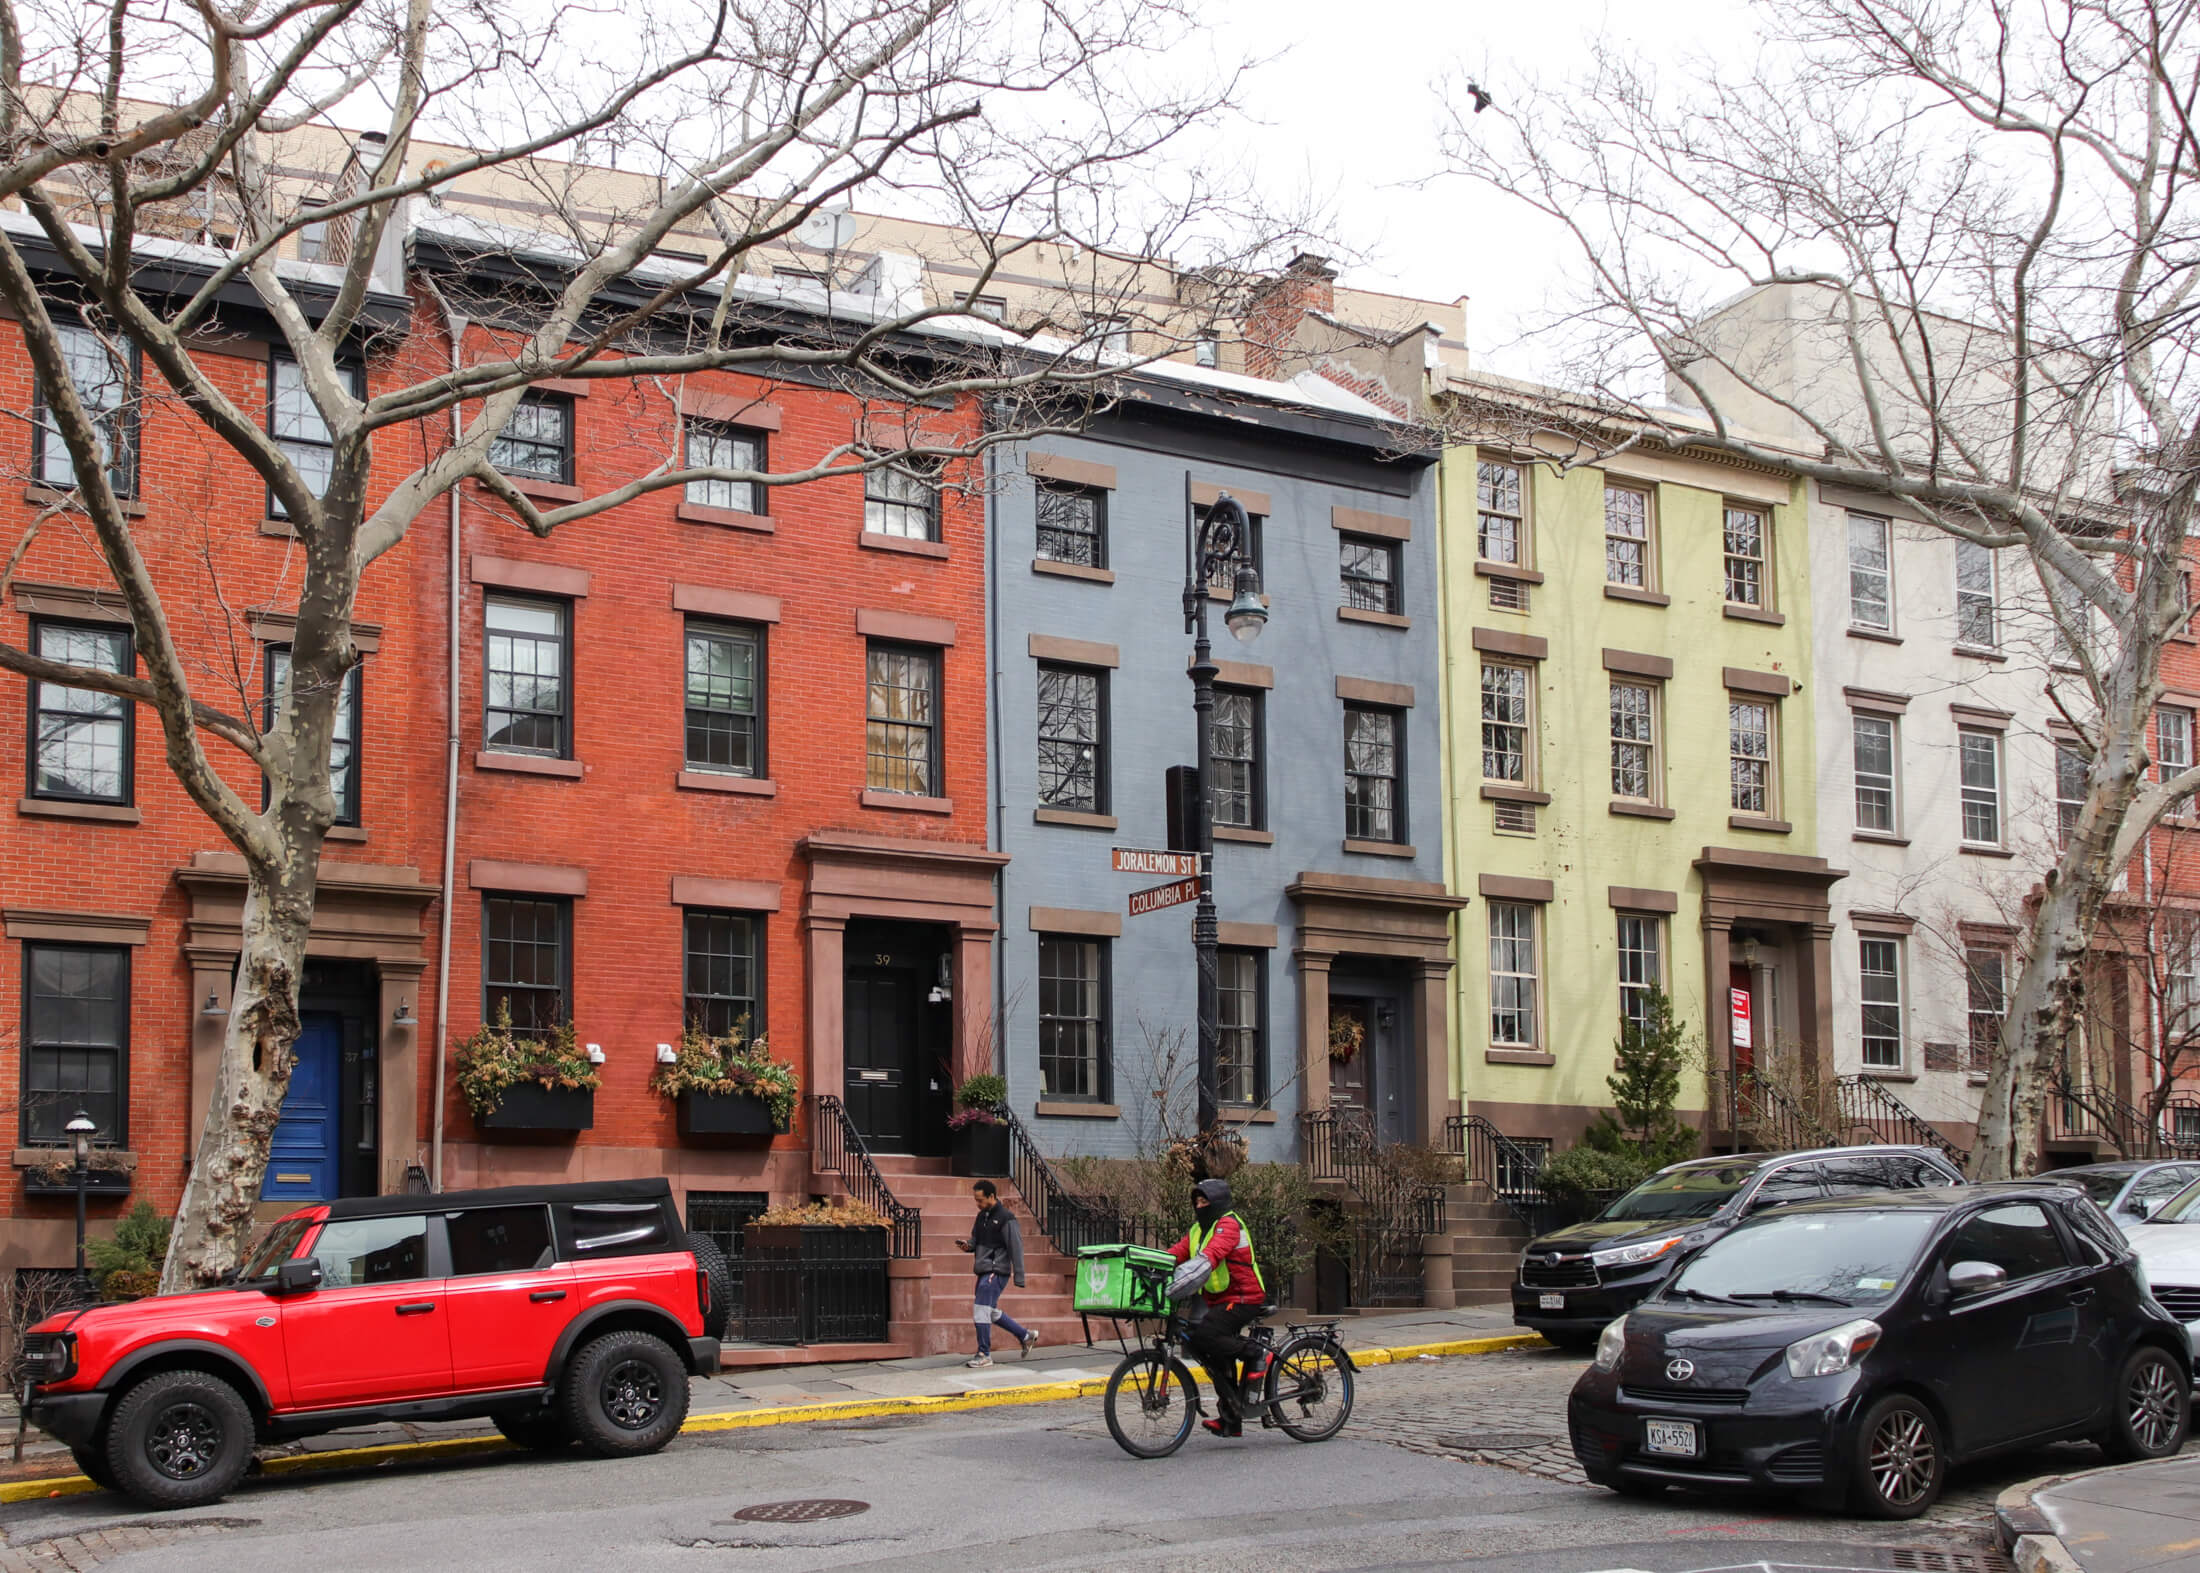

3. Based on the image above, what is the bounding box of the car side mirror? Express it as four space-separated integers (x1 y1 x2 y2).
273 1258 323 1296
1946 1259 2006 1298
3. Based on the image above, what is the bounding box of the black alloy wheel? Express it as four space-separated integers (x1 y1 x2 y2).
602 1357 665 1430
1850 1393 1945 1519
2102 1345 2191 1462
561 1329 690 1457
103 1368 255 1509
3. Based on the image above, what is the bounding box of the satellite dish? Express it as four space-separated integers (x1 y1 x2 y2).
796 208 858 253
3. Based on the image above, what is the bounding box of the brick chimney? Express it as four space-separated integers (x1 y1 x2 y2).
1244 253 1337 379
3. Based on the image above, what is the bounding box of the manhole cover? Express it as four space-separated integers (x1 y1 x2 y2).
729 1499 871 1524
1433 1432 1560 1451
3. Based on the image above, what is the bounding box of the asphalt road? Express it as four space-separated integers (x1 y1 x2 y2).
0 1346 2175 1573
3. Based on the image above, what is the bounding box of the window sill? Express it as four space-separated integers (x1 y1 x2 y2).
1220 1107 1278 1124
861 531 950 559
1343 838 1416 858
1480 784 1551 806
1722 604 1785 626
474 751 584 779
1728 814 1792 835
1214 826 1275 845
17 797 140 824
1847 626 1903 646
1338 606 1411 631
1857 1068 1918 1084
677 771 777 797
497 474 583 504
1960 843 2015 859
1485 1049 1555 1067
861 789 953 814
1953 645 2009 663
1036 1100 1120 1119
1032 559 1115 585
12 1147 138 1172
1603 584 1670 607
676 501 776 533
1852 830 1911 847
260 516 298 539
1034 807 1117 830
1609 801 1675 821
326 825 369 843
24 486 146 518
1474 560 1544 584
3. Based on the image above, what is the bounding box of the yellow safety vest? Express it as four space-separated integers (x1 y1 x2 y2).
1187 1212 1265 1298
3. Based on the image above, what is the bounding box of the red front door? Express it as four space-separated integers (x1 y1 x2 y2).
279 1213 450 1407
1729 964 1757 1077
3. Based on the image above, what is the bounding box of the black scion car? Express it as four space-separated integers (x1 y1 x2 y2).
1516 1147 1964 1348
1568 1185 2191 1518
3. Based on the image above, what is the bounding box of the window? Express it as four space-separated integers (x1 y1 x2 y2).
1217 949 1264 1105
1616 914 1662 1034
20 945 127 1146
2160 706 2194 784
28 622 132 804
1212 688 1263 830
1859 936 1904 1069
1966 947 2007 1071
266 646 360 825
482 895 568 1037
865 458 939 541
1194 332 1220 368
1037 664 1106 813
1956 540 1998 648
1481 663 1530 784
1728 697 1775 816
296 208 330 263
1339 535 1401 614
1488 902 1539 1049
1037 935 1108 1100
565 1198 672 1256
1852 714 1898 833
684 909 761 1037
1603 485 1652 588
1343 704 1404 842
483 596 567 757
446 1206 554 1275
683 419 763 515
1609 680 1658 802
308 1215 430 1287
970 295 1008 322
1959 728 2002 845
1848 514 1893 630
34 322 138 495
1477 460 1525 566
865 643 939 796
684 621 762 776
268 357 364 516
1035 483 1105 568
2057 743 2089 847
1941 1202 2066 1284
1723 505 1768 607
1092 316 1133 355
490 393 573 484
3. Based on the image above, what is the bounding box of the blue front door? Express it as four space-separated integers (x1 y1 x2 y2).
262 1012 342 1201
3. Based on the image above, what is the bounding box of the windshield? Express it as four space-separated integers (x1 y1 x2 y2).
1666 1208 1938 1306
2060 1172 2130 1206
2154 1177 2200 1224
1598 1164 1759 1223
236 1216 314 1281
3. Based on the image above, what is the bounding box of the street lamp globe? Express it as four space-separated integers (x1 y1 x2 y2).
1224 570 1268 642
65 1111 95 1160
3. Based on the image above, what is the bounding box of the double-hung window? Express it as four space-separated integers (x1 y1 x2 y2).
266 645 361 825
1958 728 2003 845
684 621 763 776
1212 688 1263 830
683 419 763 515
865 459 939 541
1217 948 1264 1105
2056 743 2089 847
1728 697 1775 817
1609 680 1658 802
1488 903 1539 1049
1956 541 1998 649
1037 935 1108 1100
1723 505 1769 608
21 944 128 1146
1477 461 1524 565
1859 937 1904 1069
1852 714 1898 833
34 322 138 495
866 643 939 796
1616 914 1662 1036
1966 946 2007 1072
1035 484 1105 568
1339 535 1401 614
490 393 574 485
1481 663 1530 785
28 622 132 804
483 896 568 1038
1849 514 1893 630
1343 704 1404 843
484 596 568 757
683 909 761 1037
268 357 364 516
1036 664 1106 814
1603 485 1653 589
2160 706 2194 784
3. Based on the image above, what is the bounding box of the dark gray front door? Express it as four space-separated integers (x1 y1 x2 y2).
1330 992 1409 1148
844 969 918 1151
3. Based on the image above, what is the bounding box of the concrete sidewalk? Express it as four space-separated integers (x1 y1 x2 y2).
1999 1451 2200 1573
0 1302 1530 1501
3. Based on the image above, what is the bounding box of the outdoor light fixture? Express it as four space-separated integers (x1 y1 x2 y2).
586 1043 607 1065
392 1000 413 1026
656 1043 678 1064
1224 567 1268 642
1739 939 1762 967
66 1111 94 1163
65 1111 96 1304
201 992 226 1018
928 954 952 1005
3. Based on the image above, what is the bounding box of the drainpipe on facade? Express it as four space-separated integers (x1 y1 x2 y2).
985 398 1009 1077
427 279 467 1193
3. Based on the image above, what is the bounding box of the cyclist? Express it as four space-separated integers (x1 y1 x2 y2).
1166 1177 1268 1438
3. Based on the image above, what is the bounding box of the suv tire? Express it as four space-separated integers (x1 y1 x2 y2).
685 1232 734 1339
561 1330 689 1457
70 1445 117 1491
493 1408 575 1452
103 1368 255 1509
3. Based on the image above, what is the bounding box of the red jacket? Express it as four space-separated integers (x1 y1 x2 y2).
1169 1211 1264 1308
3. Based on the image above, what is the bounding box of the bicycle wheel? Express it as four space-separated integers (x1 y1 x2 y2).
1268 1335 1353 1443
1104 1350 1199 1459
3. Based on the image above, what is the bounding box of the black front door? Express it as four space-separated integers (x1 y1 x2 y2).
842 922 948 1153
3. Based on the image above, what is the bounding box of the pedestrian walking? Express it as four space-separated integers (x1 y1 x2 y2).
957 1179 1037 1368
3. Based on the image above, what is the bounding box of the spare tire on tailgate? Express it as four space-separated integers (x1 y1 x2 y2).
686 1231 734 1338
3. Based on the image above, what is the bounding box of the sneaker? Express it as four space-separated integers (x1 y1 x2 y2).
1201 1417 1242 1439
965 1353 993 1369
1020 1330 1040 1359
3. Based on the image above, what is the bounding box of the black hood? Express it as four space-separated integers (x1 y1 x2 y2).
1528 1217 1708 1254
1617 1301 1864 1387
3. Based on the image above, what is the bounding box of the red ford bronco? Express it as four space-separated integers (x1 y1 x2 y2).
18 1178 721 1508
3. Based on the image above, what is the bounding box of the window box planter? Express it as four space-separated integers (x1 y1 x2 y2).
949 1121 1010 1178
20 1167 133 1199
477 1083 594 1131
736 1223 889 1345
677 1090 783 1139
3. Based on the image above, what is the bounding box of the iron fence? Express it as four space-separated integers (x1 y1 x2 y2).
810 1094 923 1258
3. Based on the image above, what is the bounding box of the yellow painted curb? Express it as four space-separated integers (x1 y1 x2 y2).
0 1328 1549 1503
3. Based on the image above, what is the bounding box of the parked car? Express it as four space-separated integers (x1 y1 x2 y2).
1569 1185 2191 1518
2119 1173 2200 1357
2029 1159 2200 1235
18 1178 720 1510
1514 1147 1966 1349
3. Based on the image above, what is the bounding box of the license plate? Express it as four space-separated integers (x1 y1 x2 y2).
1643 1419 1699 1457
1539 1292 1565 1310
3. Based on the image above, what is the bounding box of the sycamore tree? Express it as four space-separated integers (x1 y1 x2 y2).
0 0 1298 1288
1444 0 2200 1179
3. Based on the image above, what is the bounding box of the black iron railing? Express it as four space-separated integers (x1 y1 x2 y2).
1446 1113 1562 1235
810 1095 922 1259
2164 1094 2200 1156
1833 1075 1969 1166
2048 1070 2200 1161
1710 1069 1843 1153
998 1103 1161 1253
1299 1106 1443 1307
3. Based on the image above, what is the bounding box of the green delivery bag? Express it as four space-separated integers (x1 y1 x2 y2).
1074 1244 1177 1315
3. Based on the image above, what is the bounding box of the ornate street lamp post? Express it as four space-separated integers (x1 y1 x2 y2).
1182 492 1268 1139
65 1110 96 1305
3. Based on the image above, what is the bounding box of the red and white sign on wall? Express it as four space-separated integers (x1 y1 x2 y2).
1730 987 1753 1049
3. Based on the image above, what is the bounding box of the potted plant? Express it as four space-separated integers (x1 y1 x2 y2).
19 1146 134 1198
742 1198 891 1344
454 1001 599 1131
948 1072 1010 1177
652 1021 799 1138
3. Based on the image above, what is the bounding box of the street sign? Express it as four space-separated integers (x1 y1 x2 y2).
1730 987 1753 1049
1128 877 1201 917
1113 847 1197 877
